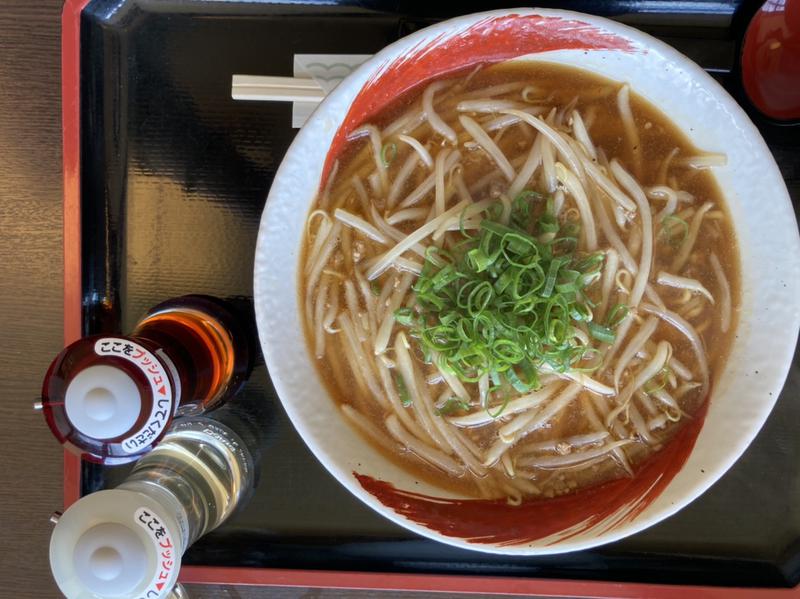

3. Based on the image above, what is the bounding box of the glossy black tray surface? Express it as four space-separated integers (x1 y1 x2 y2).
78 0 800 587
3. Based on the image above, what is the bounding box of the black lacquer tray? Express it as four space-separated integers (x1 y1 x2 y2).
63 0 800 593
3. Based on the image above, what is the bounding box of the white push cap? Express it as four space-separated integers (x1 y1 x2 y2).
65 365 141 439
73 522 147 597
51 490 184 599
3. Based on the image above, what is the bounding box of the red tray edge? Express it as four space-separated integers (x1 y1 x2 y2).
62 0 86 511
178 566 800 598
59 0 799 595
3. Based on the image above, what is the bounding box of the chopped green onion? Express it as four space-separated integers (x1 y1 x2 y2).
574 252 605 273
506 367 532 392
515 190 544 203
561 222 581 238
660 215 689 246
394 308 416 326
467 248 492 272
587 322 616 344
541 258 565 298
606 303 629 328
393 189 604 388
486 389 511 418
539 213 560 234
643 367 671 394
489 369 502 387
396 375 412 406
370 281 381 296
380 142 397 167
570 303 592 322
510 191 542 227
435 397 471 416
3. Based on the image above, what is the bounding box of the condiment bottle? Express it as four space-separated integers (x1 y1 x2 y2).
40 295 254 464
49 399 263 599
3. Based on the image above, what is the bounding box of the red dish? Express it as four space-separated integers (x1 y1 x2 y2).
742 0 800 120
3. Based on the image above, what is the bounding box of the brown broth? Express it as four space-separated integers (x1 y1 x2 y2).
301 62 740 500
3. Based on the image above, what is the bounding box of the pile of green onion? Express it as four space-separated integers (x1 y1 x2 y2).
395 192 627 398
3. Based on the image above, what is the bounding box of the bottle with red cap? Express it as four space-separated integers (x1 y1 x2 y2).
39 295 254 464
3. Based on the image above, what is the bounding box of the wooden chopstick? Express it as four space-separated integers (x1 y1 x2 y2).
231 74 326 103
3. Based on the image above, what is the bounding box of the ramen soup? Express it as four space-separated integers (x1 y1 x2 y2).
300 62 739 502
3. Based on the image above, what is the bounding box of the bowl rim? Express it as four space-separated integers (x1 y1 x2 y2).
254 7 800 555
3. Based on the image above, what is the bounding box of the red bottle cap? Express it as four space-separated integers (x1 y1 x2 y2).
42 336 180 464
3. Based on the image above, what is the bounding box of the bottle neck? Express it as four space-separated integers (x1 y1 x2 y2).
118 477 199 547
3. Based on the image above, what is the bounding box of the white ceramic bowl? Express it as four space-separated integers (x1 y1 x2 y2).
254 8 800 554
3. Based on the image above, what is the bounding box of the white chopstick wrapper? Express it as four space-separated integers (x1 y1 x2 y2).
230 54 371 128
293 54 370 128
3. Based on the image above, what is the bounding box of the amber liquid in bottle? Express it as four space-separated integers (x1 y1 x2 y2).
134 295 252 416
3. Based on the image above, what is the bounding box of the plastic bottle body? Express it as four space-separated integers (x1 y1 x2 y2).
121 416 255 545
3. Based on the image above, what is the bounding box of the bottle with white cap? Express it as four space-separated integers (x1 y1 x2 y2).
49 398 262 599
40 295 254 465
